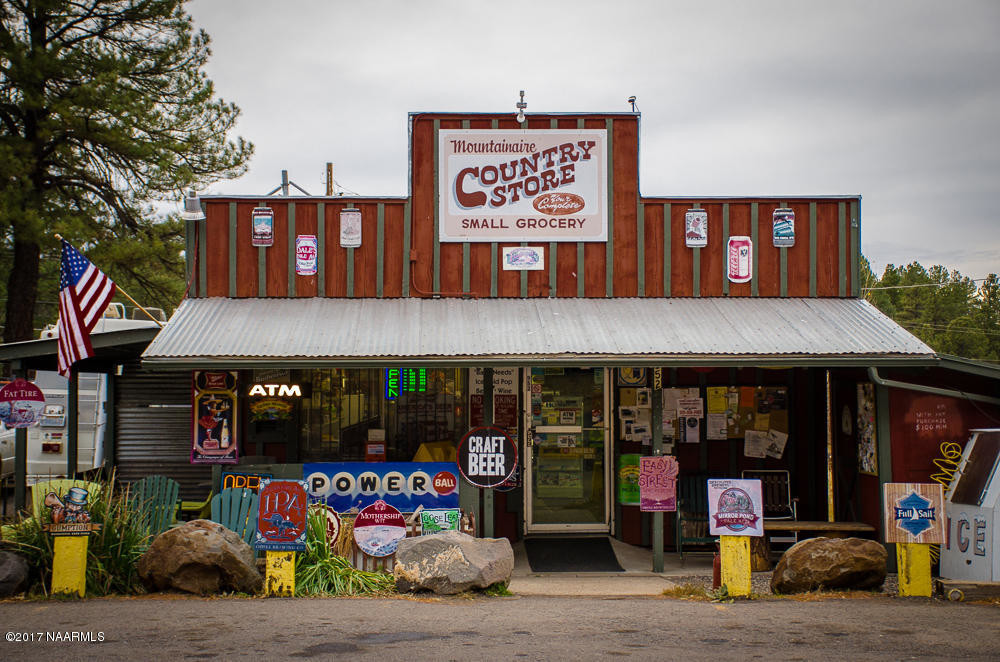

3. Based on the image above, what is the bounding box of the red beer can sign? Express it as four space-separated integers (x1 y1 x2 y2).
727 236 752 284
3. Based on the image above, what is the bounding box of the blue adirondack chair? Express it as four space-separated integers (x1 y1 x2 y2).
210 488 259 544
131 475 181 536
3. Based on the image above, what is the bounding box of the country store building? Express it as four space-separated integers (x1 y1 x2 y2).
124 110 1000 556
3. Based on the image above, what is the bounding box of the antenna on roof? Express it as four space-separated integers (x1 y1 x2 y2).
266 170 311 196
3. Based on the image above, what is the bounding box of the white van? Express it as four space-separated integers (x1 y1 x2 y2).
0 303 165 482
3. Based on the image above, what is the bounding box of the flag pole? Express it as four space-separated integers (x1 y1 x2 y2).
55 234 163 328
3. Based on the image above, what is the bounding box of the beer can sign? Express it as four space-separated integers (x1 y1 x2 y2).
340 209 362 248
353 499 407 557
457 425 518 488
684 209 708 248
0 379 45 428
251 207 274 247
772 208 795 247
727 236 752 284
295 234 318 275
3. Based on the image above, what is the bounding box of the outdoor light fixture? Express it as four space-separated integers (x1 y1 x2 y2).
180 189 206 221
515 90 527 123
628 95 638 112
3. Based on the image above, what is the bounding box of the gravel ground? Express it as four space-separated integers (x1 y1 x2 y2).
678 571 901 597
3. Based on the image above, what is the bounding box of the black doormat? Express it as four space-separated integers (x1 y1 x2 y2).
523 537 624 572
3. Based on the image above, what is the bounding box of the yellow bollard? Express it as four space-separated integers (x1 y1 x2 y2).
51 536 89 597
719 535 752 597
896 542 932 597
265 550 296 597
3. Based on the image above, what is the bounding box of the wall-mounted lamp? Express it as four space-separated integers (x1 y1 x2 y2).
180 189 206 221
515 90 527 124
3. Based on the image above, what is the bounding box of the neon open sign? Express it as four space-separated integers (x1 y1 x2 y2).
384 368 428 400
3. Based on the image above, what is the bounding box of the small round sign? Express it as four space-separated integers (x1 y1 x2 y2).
0 379 45 429
457 426 518 489
353 500 406 557
310 503 341 549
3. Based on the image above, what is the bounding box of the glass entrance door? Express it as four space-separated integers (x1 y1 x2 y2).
524 367 610 533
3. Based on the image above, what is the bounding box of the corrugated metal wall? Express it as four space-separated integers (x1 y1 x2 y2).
114 366 211 500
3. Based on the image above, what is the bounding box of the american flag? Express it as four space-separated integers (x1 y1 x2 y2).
57 239 116 377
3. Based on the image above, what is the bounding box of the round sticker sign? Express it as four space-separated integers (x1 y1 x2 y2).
457 426 518 489
0 379 45 429
353 499 407 557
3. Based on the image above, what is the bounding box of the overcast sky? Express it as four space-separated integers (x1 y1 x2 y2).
186 0 1000 280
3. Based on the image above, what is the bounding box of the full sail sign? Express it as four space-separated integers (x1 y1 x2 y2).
438 129 608 242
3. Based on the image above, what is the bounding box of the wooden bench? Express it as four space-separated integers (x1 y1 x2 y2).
752 520 877 569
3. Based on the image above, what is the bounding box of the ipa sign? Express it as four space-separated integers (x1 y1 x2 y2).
457 426 518 488
254 479 308 551
438 129 608 242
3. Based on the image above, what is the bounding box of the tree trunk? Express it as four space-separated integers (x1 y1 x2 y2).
4 237 41 343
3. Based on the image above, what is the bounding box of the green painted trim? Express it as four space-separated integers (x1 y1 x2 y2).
809 202 817 297
490 242 497 297
287 202 296 297
377 203 385 298
693 248 700 297
462 242 470 295
198 215 207 298
851 199 860 297
605 118 614 297
258 201 267 296
779 201 787 298
875 382 893 486
577 243 585 297
402 202 411 297
663 203 671 296
317 202 326 297
722 203 730 296
67 370 78 476
549 241 557 296
750 203 759 296
228 203 237 297
839 202 847 297
551 118 558 129
433 119 442 293
520 242 527 297
103 371 115 472
637 202 645 296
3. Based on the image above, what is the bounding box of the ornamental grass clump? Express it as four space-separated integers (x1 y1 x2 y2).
294 507 395 596
1 471 152 597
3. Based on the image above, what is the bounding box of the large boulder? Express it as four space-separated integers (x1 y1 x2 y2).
771 536 887 594
0 550 30 597
394 531 513 595
137 519 262 595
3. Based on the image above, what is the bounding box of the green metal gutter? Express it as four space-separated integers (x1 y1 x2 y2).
867 366 1000 406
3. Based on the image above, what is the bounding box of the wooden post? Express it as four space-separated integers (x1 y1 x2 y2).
651 367 664 573
265 550 295 597
51 536 89 597
720 535 752 597
896 543 932 597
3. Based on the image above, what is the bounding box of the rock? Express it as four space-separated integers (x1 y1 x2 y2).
394 531 513 595
0 550 30 597
771 536 887 594
137 519 262 595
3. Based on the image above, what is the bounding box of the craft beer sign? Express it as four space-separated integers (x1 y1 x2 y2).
457 426 518 488
438 129 608 242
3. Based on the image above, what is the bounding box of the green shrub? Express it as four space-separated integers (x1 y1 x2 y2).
294 507 395 596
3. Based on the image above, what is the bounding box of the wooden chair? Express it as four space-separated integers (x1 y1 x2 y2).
742 469 798 547
209 488 259 544
676 474 715 560
31 479 103 518
130 475 180 535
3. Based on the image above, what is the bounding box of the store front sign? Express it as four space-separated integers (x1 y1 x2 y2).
502 246 544 270
295 235 317 275
727 236 752 283
354 500 407 557
251 207 274 246
708 478 763 537
457 426 517 488
438 129 608 242
0 378 45 428
248 383 302 397
685 209 708 247
254 479 308 551
639 456 679 512
772 208 795 247
191 371 238 465
883 483 945 544
304 462 460 512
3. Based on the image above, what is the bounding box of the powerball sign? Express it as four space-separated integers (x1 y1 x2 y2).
304 462 459 512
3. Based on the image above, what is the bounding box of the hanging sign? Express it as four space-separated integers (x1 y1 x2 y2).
251 207 274 246
295 234 318 275
353 499 407 557
708 478 764 537
191 371 238 464
0 379 45 428
883 483 945 544
772 208 795 247
727 236 752 283
340 209 362 248
457 426 518 488
437 128 608 242
685 209 708 247
254 479 309 551
639 456 679 512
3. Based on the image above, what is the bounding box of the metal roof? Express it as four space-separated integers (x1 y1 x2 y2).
140 297 935 369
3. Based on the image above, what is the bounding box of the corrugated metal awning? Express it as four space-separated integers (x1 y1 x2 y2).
141 297 936 369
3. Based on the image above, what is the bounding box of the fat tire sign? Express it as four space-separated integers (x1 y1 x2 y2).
457 426 518 489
